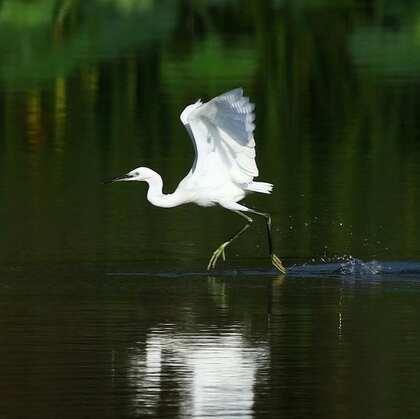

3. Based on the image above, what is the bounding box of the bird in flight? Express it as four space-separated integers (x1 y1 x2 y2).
108 88 286 274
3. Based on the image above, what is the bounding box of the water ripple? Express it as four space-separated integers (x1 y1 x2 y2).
108 258 420 280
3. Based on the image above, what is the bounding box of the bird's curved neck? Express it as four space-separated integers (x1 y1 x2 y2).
145 170 184 208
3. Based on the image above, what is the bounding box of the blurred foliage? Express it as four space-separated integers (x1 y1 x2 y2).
1 0 420 266
0 0 176 86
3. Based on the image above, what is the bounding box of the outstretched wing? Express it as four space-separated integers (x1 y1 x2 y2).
180 88 258 186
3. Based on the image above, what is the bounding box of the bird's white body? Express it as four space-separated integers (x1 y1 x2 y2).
110 88 286 273
127 167 247 209
121 88 272 211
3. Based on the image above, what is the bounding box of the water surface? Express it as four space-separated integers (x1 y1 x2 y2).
2 265 420 418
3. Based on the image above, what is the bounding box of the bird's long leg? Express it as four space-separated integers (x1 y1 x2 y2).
207 211 253 270
247 209 287 274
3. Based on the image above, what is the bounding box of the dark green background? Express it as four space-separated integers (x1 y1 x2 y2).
1 0 420 269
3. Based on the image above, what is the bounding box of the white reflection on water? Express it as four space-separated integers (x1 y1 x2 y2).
127 325 269 417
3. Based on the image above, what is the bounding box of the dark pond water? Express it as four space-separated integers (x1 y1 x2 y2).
1 1 420 417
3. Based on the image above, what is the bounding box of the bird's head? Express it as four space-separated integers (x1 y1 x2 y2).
107 167 155 183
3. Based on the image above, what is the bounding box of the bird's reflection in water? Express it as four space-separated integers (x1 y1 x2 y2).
126 324 269 417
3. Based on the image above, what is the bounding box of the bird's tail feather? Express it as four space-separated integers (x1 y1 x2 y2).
246 181 273 194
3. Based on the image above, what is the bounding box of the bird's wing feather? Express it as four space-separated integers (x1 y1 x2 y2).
180 88 258 186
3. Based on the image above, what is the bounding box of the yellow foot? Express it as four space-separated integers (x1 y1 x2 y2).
272 254 287 274
207 242 228 270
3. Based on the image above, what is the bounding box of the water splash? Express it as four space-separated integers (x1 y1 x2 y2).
333 256 383 275
288 256 420 279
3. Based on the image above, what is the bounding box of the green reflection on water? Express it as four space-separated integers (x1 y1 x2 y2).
1 0 420 268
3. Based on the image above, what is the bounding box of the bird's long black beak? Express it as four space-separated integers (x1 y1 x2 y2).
103 174 133 184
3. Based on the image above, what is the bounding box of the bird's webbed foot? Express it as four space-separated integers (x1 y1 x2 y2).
271 253 287 274
207 242 228 270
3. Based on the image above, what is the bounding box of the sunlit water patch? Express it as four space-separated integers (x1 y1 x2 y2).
125 325 268 418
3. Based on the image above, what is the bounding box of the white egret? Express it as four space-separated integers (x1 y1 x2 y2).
108 88 286 274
